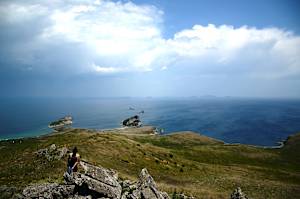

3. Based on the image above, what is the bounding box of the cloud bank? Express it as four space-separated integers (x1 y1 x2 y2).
1 0 300 79
0 0 300 98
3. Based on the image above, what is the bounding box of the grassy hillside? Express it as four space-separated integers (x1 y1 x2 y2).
0 127 299 199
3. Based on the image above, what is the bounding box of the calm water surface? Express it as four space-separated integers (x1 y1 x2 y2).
1 97 300 146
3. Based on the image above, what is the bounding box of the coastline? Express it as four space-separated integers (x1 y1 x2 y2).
0 125 289 149
1 125 299 199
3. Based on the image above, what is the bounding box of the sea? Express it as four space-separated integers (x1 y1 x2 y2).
1 97 300 146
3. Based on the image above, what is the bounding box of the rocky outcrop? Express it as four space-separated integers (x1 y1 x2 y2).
230 187 249 199
64 161 122 199
120 168 169 199
36 144 68 161
17 161 169 199
14 161 245 199
122 115 142 127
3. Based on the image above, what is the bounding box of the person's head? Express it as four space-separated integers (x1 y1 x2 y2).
72 147 78 156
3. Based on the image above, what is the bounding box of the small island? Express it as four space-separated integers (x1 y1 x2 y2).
48 116 73 131
122 115 142 127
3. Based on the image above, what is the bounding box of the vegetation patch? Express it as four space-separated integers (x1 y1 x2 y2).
0 129 299 199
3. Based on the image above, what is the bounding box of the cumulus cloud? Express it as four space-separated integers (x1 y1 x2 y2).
0 0 164 74
168 24 300 78
0 0 300 79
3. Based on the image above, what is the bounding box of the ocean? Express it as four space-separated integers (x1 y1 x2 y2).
1 97 300 146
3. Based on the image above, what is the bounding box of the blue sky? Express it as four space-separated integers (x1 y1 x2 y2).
134 0 300 37
0 0 300 98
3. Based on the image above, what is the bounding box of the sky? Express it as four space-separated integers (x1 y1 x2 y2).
0 0 300 98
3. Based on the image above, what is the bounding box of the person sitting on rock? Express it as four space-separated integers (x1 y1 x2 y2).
67 147 80 174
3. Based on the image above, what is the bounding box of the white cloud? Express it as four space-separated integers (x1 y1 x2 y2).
91 63 125 73
167 24 300 78
0 0 300 79
38 0 164 73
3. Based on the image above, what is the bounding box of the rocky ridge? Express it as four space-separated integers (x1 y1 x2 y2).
14 161 171 199
12 160 248 199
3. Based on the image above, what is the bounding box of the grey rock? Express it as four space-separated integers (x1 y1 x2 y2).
122 168 170 199
36 144 68 161
137 168 156 189
58 147 69 159
18 163 169 199
120 180 136 194
22 183 74 199
160 192 171 199
81 161 120 187
230 187 249 199
138 168 169 199
141 187 157 198
78 173 121 199
64 161 122 199
21 161 122 199
121 192 128 199
49 144 57 153
120 180 133 188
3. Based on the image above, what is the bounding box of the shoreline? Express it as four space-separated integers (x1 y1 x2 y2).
0 126 289 149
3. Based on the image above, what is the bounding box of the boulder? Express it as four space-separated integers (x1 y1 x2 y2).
230 187 249 199
81 161 119 187
64 161 122 199
121 168 170 199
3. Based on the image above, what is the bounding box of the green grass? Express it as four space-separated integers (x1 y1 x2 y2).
0 129 299 199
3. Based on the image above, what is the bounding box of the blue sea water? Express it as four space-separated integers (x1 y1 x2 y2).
1 97 300 146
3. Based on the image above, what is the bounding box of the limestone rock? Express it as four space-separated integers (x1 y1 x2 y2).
64 161 122 199
121 168 170 199
81 161 120 187
137 168 156 189
18 163 169 199
230 187 249 199
120 180 136 194
22 183 74 199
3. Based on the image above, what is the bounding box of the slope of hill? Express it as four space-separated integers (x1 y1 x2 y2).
0 127 299 198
